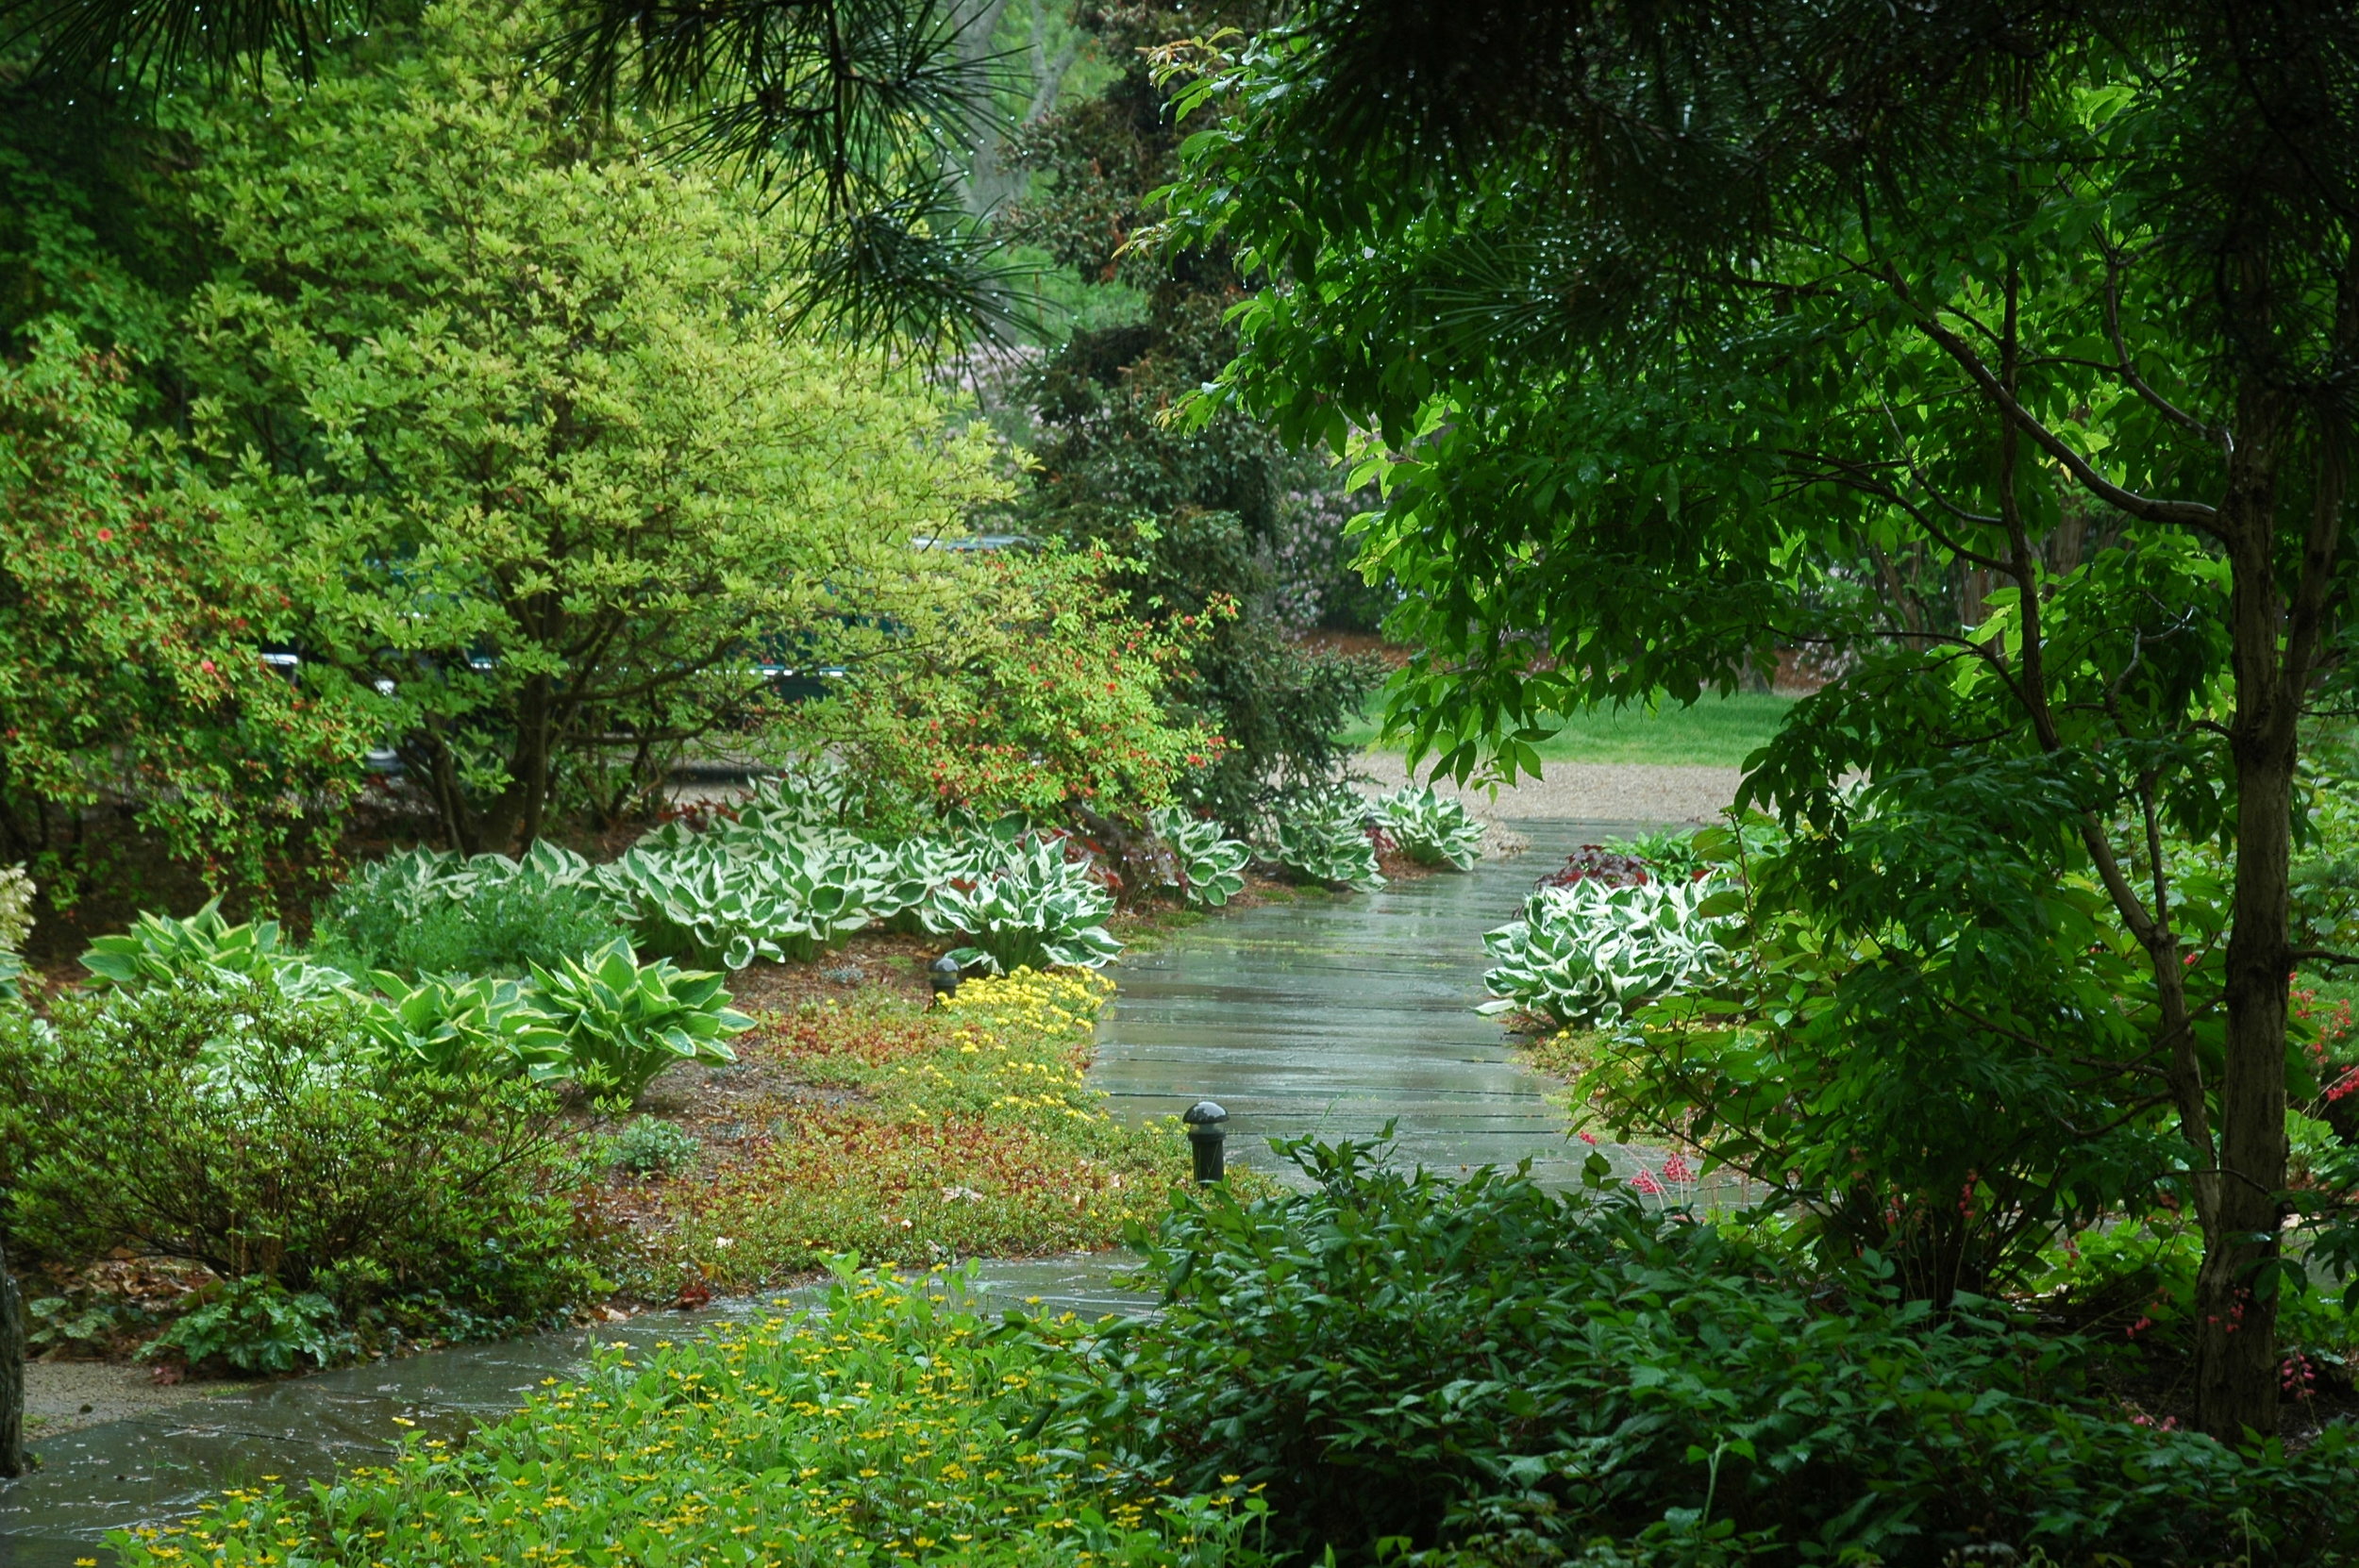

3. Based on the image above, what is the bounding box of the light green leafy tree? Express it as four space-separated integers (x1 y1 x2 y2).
179 3 1006 854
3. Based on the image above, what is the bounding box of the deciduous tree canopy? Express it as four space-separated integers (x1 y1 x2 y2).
1163 0 2359 1438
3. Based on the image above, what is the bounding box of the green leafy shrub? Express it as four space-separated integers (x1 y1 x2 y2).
0 328 368 903
1478 876 1735 1027
924 838 1124 973
113 1263 1271 1568
761 544 1230 829
1608 826 1712 881
314 854 628 979
526 940 752 1106
2031 1217 2359 1370
1592 795 2190 1302
1149 807 1251 907
607 1116 700 1176
0 982 598 1322
1052 1140 2359 1566
1266 791 1383 891
180 4 1003 857
25 1294 151 1358
1368 786 1486 870
138 1276 353 1375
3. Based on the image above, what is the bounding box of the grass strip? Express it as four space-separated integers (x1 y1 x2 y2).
1342 691 1796 769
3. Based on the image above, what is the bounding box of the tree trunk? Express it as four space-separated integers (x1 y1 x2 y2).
509 673 556 854
1 1232 26 1477
2196 476 2297 1441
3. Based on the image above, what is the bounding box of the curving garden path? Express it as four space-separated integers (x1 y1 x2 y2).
0 807 1681 1566
1091 818 1656 1190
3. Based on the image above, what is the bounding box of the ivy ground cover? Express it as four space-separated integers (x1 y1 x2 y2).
603 970 1202 1296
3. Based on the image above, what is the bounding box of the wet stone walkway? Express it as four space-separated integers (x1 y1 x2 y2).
1094 818 1648 1188
0 816 1642 1565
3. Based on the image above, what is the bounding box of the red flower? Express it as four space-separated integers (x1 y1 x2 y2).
95 527 113 542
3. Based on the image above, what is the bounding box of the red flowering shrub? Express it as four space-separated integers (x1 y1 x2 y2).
0 329 369 900
765 545 1229 828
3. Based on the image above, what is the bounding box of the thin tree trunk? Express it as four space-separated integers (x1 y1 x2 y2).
2196 441 2296 1441
1 1231 26 1477
511 673 555 853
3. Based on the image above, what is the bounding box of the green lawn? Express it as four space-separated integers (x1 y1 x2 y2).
1344 690 1798 769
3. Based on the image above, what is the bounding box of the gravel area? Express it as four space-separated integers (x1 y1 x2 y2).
1355 752 1743 826
22 1360 252 1438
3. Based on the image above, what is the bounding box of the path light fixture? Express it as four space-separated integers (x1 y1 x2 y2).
929 953 963 1004
1183 1100 1228 1184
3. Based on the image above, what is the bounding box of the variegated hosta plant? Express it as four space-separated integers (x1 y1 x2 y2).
1268 791 1386 892
340 841 608 918
1479 877 1738 1029
526 939 753 1106
1371 786 1488 871
80 898 360 1001
0 861 32 1000
597 848 868 970
358 974 567 1076
926 839 1123 974
1148 806 1251 907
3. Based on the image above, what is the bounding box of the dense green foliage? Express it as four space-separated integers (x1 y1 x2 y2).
75 896 753 1107
180 3 1002 854
1044 1141 2359 1566
765 545 1226 830
1163 0 2359 1436
0 0 1016 353
990 0 1380 830
0 0 1381 897
313 868 630 981
0 983 596 1340
0 329 368 896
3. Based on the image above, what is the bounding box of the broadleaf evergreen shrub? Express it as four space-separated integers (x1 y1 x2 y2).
0 982 600 1324
1043 1140 2359 1566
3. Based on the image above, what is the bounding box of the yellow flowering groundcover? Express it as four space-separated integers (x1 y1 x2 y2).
612 970 1197 1293
112 1264 1272 1568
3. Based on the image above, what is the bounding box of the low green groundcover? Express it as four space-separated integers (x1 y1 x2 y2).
113 1263 1267 1568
